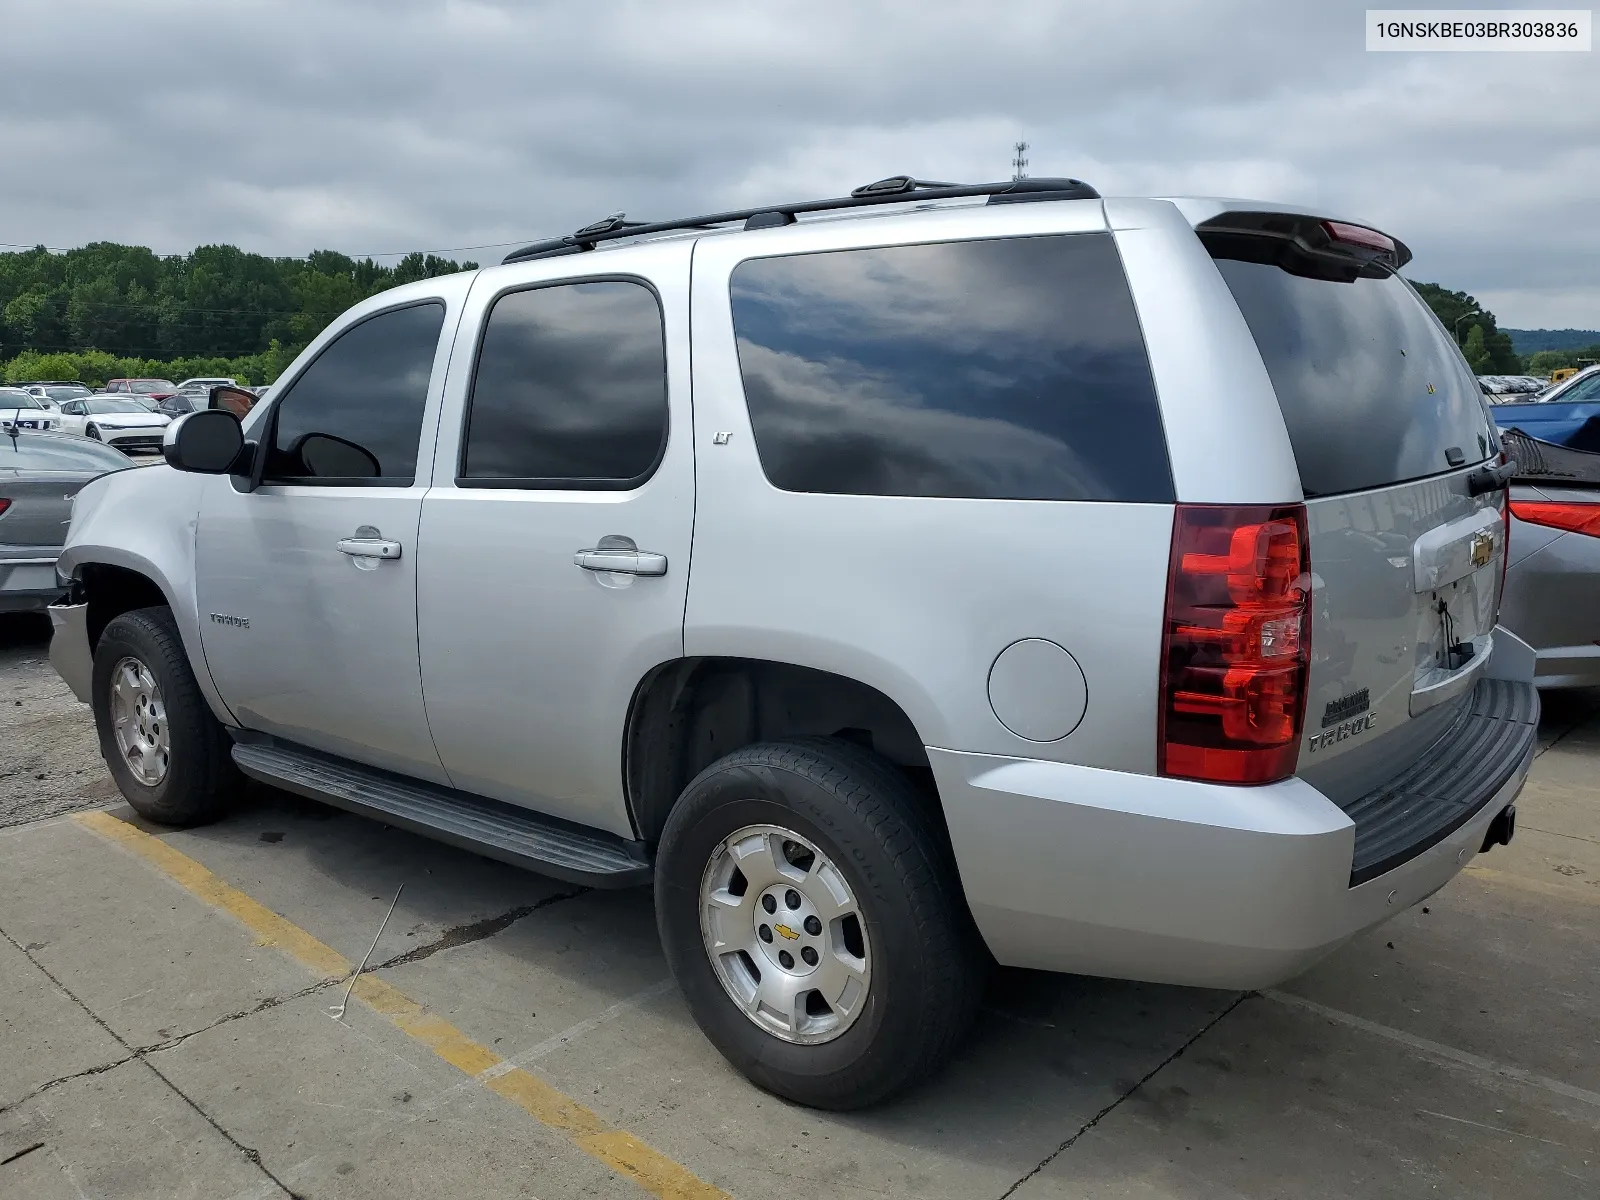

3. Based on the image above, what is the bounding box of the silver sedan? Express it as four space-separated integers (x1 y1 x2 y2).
1500 429 1600 689
1 431 134 612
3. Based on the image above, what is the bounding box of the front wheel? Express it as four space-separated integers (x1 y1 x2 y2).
85 423 101 439
655 738 985 1109
91 606 240 826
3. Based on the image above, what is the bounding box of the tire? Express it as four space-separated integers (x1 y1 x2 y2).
91 606 240 826
655 737 985 1109
86 424 101 440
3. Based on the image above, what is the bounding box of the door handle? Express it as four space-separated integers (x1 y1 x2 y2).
336 537 402 560
574 548 667 576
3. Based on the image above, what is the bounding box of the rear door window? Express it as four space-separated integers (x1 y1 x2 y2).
1209 245 1492 498
728 233 1173 502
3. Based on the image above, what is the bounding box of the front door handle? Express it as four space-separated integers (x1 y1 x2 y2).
574 548 667 576
337 537 402 560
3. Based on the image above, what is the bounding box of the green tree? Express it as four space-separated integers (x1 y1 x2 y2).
1409 281 1522 374
1462 324 1492 373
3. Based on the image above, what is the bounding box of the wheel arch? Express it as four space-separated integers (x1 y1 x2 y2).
623 656 948 849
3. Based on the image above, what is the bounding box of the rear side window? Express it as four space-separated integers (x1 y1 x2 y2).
460 280 667 488
1209 246 1492 498
266 302 444 485
729 234 1173 502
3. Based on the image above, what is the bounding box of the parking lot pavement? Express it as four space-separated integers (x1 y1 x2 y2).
2 613 1598 1198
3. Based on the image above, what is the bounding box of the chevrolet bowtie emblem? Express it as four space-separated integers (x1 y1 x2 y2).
1470 530 1494 568
773 923 800 941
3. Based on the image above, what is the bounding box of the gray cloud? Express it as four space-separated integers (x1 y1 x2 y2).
2 0 1595 325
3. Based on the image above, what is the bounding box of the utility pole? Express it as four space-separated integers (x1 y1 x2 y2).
1012 141 1029 181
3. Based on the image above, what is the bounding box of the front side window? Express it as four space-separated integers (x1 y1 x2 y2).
728 234 1172 502
265 302 445 484
460 280 667 488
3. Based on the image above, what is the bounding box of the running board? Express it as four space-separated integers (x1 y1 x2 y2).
230 738 651 888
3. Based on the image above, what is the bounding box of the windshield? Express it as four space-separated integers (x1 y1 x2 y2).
0 436 132 471
130 380 176 394
1210 249 1492 497
85 398 155 414
44 386 92 401
0 393 46 409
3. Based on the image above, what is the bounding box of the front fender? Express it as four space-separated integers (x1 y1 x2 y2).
58 466 237 726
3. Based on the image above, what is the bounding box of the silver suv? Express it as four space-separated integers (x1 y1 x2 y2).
48 177 1538 1110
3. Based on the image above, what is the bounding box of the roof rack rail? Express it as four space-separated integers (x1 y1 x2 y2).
501 174 1100 264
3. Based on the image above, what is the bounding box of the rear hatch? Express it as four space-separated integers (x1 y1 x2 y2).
1201 213 1514 814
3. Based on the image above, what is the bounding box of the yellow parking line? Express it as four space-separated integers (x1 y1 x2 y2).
74 809 730 1200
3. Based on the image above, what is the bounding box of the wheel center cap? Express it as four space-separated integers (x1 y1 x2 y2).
753 884 824 977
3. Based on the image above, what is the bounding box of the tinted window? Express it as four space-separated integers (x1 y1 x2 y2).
85 398 148 414
0 436 131 472
728 234 1171 502
0 393 44 409
266 302 444 484
1211 253 1492 497
461 281 667 486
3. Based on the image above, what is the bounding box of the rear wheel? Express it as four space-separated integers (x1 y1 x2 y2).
91 606 240 826
655 738 984 1109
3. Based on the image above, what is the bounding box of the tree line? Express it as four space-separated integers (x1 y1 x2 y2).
0 242 475 386
0 240 1586 386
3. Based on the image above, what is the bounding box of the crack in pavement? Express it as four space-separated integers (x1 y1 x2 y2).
0 1142 46 1167
0 1054 138 1118
995 991 1252 1200
370 885 589 972
137 978 338 1055
0 924 305 1199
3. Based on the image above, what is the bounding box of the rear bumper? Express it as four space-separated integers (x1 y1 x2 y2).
934 748 1529 990
0 552 63 612
48 600 94 703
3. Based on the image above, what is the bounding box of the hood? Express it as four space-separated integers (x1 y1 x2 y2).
86 412 169 430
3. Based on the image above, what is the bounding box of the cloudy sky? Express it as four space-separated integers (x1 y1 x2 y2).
4 0 1596 327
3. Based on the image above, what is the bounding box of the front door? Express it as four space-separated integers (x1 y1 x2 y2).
196 296 460 783
416 242 695 837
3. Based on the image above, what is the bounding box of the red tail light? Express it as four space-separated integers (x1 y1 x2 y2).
1509 499 1600 537
1322 220 1396 256
1159 504 1311 785
0 499 10 517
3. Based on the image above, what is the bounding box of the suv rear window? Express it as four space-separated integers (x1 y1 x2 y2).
1208 236 1492 498
729 233 1173 502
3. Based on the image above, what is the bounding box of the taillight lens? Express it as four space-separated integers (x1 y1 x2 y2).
1509 499 1600 537
1322 220 1397 256
1160 504 1311 785
0 499 10 517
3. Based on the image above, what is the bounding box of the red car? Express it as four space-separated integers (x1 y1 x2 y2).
103 378 180 403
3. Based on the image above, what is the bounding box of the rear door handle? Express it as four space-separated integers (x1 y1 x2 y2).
336 537 402 560
574 548 667 576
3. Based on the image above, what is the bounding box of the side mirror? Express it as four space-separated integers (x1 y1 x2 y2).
209 385 258 419
163 410 246 474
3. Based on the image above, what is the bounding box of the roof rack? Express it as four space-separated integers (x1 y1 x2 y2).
501 175 1100 264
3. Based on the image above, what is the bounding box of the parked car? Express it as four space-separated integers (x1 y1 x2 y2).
48 179 1537 1109
174 376 238 392
1492 364 1600 449
103 378 180 402
1479 374 1545 399
20 382 94 411
0 388 62 431
53 396 171 454
1499 429 1600 689
1 431 132 612
157 390 207 418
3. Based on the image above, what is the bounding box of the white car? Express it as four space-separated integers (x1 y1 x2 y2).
53 396 171 455
175 376 238 392
22 383 94 412
0 387 62 430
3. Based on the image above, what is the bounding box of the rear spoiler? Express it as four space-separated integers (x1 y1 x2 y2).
1500 428 1600 487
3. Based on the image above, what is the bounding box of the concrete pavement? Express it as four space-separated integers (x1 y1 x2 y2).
2 616 1597 1199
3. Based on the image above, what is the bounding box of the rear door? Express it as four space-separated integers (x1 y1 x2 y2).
1204 219 1505 804
415 240 694 838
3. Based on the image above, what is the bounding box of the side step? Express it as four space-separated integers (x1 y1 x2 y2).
231 738 651 888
